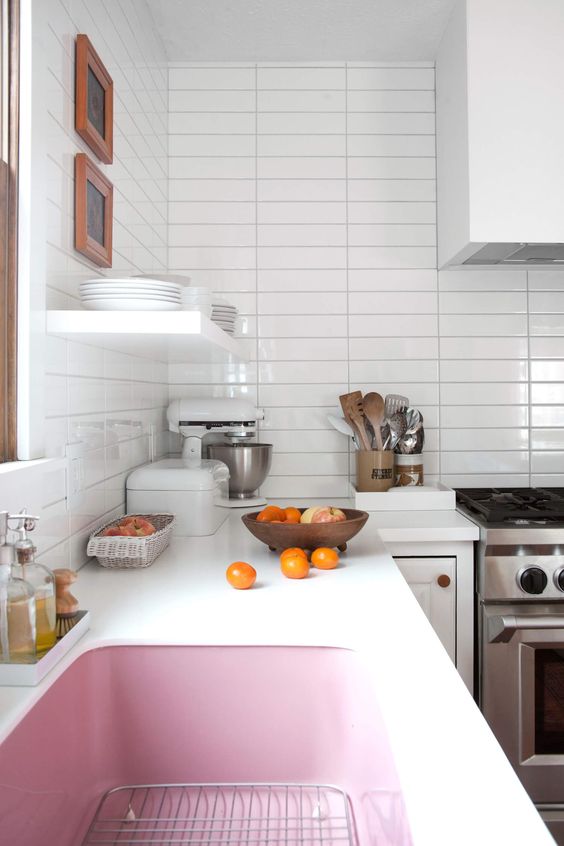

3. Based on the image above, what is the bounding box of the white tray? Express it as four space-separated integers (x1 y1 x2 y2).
0 611 90 686
353 482 456 511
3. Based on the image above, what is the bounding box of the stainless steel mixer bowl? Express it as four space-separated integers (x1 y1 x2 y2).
207 443 273 499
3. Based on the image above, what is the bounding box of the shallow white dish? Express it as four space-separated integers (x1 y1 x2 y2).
82 293 180 302
81 282 181 294
83 299 182 311
353 482 456 511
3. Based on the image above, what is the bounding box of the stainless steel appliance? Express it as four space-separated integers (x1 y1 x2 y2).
207 442 272 500
456 487 564 843
167 398 271 507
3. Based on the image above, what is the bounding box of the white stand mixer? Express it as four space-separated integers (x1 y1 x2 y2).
167 398 270 508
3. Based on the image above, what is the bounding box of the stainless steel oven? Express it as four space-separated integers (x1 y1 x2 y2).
456 487 564 845
483 603 564 839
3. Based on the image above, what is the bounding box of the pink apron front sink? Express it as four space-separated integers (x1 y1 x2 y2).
0 645 411 845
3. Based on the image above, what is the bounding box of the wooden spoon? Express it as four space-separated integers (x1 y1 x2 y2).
362 392 385 451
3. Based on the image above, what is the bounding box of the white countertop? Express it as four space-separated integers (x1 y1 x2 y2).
0 507 550 846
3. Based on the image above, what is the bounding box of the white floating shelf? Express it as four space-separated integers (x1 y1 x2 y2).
46 310 248 363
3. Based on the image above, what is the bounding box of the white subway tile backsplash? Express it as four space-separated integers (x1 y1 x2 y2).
257 179 347 202
165 63 564 493
439 269 527 291
170 179 255 202
347 67 435 90
440 337 529 359
257 157 346 179
441 360 528 383
441 405 529 428
169 67 255 89
257 224 346 247
257 67 345 89
348 180 436 201
349 314 438 336
347 112 435 134
169 134 256 156
170 90 255 112
259 361 348 384
170 112 256 134
257 112 346 134
258 338 348 361
258 291 346 315
170 157 255 179
170 202 256 225
348 203 436 225
258 269 346 291
439 291 527 314
441 383 529 405
348 224 436 246
258 90 346 111
257 135 346 156
349 337 438 359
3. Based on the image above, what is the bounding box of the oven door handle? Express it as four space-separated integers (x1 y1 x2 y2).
488 614 564 643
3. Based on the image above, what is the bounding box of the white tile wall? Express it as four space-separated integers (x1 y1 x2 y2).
167 62 564 496
28 0 168 568
167 63 440 497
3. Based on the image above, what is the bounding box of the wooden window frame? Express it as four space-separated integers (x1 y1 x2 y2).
0 0 19 462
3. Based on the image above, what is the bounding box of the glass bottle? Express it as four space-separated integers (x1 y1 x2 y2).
0 512 36 664
13 535 56 657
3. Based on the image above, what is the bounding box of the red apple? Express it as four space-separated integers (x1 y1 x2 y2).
103 527 122 537
119 516 156 536
311 507 346 524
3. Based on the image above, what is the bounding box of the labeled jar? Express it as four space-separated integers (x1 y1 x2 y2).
394 453 424 487
356 450 395 492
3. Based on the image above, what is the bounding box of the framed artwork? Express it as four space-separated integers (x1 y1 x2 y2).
75 34 113 164
75 153 113 267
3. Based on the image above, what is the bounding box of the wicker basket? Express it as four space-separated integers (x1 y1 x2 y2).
87 514 175 569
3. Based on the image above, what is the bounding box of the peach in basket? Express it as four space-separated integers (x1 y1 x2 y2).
102 516 156 538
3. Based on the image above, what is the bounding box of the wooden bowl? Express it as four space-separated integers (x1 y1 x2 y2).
241 508 369 552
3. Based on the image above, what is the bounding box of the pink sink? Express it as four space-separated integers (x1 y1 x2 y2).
0 645 411 845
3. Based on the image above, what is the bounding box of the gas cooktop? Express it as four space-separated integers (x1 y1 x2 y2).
455 487 564 524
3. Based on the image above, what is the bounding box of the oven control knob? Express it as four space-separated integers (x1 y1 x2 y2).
519 567 548 594
556 569 564 592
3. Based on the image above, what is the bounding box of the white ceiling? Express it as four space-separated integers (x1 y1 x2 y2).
148 0 457 63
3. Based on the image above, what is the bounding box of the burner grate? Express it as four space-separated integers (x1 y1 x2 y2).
82 783 356 845
456 488 564 523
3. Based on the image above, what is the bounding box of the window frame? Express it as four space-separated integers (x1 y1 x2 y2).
0 0 19 462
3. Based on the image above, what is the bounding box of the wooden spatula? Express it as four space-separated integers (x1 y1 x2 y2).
363 392 385 451
339 391 372 450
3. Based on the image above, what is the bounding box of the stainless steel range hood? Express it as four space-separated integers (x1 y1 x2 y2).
463 243 564 265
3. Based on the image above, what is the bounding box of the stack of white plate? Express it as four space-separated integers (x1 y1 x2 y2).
211 300 238 335
80 278 182 311
180 286 212 316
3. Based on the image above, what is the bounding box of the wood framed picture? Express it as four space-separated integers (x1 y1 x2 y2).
75 153 113 267
75 34 113 164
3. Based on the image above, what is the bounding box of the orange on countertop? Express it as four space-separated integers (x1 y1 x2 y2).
226 561 257 590
256 505 286 522
311 547 340 570
280 553 310 580
280 547 308 563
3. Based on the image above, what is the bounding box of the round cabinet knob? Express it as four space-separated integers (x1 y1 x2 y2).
519 567 548 595
437 574 451 588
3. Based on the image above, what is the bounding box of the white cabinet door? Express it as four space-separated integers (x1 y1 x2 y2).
394 557 456 662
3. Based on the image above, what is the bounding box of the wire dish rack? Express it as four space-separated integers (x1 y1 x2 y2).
82 783 356 845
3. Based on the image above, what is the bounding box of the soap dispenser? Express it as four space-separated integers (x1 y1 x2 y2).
0 511 36 664
12 512 56 656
